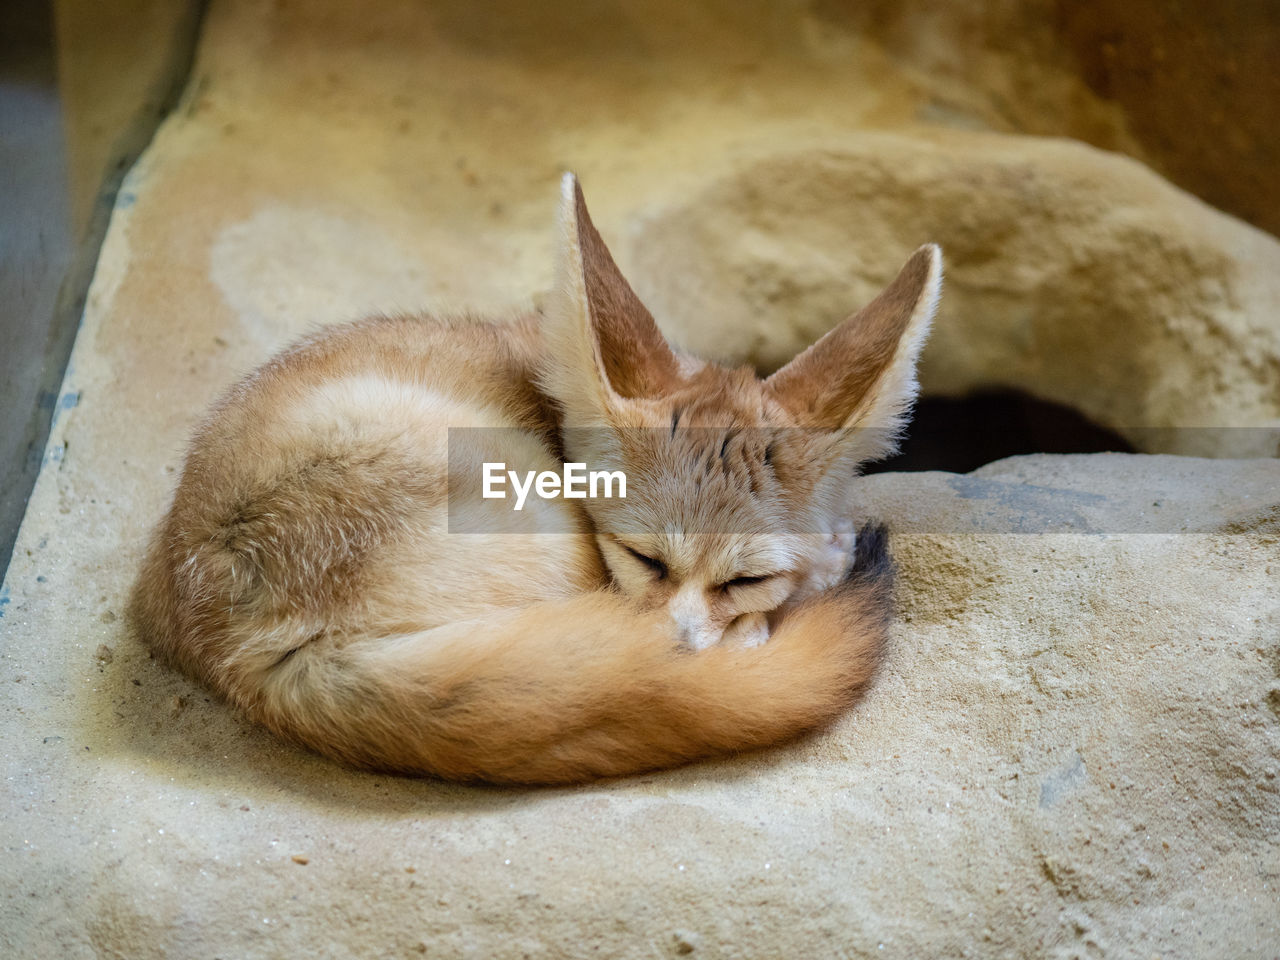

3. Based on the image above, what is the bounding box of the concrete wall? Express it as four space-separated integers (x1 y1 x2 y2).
0 0 203 574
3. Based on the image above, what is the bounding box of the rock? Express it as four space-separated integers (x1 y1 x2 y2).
672 929 700 953
815 0 1280 238
630 133 1280 458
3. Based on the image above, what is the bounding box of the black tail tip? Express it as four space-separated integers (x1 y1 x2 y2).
850 521 892 584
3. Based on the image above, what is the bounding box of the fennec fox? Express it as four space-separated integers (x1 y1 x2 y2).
131 174 942 784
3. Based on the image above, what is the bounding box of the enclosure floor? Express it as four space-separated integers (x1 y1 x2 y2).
3 2 1278 957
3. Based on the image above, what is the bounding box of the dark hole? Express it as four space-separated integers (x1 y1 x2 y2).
863 390 1137 475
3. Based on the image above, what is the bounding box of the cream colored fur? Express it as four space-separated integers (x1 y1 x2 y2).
130 174 942 784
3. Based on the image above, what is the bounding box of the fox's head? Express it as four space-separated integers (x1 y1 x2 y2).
542 174 941 649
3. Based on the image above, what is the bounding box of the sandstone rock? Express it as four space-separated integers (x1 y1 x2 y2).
630 134 1280 458
815 0 1280 237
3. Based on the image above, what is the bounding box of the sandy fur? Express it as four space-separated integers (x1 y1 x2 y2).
131 175 941 784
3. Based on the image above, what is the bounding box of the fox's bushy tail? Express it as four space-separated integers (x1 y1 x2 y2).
145 525 893 785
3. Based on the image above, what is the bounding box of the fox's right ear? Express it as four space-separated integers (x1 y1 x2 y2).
767 244 942 466
540 173 681 425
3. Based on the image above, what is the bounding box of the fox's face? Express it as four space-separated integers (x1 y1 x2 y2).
575 384 860 649
543 175 941 649
602 528 820 650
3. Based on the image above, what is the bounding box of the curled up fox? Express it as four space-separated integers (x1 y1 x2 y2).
131 175 942 784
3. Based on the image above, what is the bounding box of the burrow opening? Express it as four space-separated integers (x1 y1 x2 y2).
862 389 1136 475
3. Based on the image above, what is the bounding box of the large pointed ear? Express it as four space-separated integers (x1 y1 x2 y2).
540 173 681 425
767 244 942 463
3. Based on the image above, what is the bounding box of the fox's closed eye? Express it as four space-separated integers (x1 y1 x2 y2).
720 574 776 592
621 543 668 580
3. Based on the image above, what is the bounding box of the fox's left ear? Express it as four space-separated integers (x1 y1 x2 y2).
766 244 942 465
541 173 681 425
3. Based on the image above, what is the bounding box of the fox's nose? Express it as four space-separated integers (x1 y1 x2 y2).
668 585 712 650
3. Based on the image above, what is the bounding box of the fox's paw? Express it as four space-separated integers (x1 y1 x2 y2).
806 518 857 594
723 612 771 649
